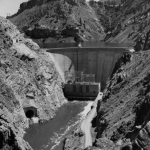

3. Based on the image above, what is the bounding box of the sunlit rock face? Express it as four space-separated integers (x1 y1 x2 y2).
0 16 67 149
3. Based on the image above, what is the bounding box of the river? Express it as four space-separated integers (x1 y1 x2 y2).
24 101 94 150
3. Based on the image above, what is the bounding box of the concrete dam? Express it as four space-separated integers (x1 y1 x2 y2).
46 44 132 91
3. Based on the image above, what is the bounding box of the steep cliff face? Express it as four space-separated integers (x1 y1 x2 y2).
96 50 150 150
0 17 66 149
8 0 105 47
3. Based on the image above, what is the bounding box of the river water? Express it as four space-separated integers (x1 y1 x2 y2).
24 101 94 150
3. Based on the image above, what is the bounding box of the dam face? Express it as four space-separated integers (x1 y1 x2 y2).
47 47 129 90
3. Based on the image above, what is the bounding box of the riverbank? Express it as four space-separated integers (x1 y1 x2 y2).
64 92 103 150
80 92 103 148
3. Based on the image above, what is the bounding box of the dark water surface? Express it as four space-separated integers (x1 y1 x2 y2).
24 102 88 150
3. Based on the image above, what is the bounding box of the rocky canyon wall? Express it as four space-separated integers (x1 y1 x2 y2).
64 49 150 150
95 50 150 150
0 17 66 149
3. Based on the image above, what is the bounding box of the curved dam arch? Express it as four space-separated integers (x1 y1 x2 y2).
47 47 131 90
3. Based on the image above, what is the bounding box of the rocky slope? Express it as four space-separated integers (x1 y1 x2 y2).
90 0 150 50
8 0 105 47
0 17 66 149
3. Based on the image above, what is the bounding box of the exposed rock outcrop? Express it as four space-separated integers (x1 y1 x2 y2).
89 0 150 51
96 50 150 149
134 121 150 150
0 17 66 149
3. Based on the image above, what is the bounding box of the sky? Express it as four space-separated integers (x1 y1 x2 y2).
0 0 28 17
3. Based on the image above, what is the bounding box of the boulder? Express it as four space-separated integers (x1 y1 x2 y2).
95 138 115 150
